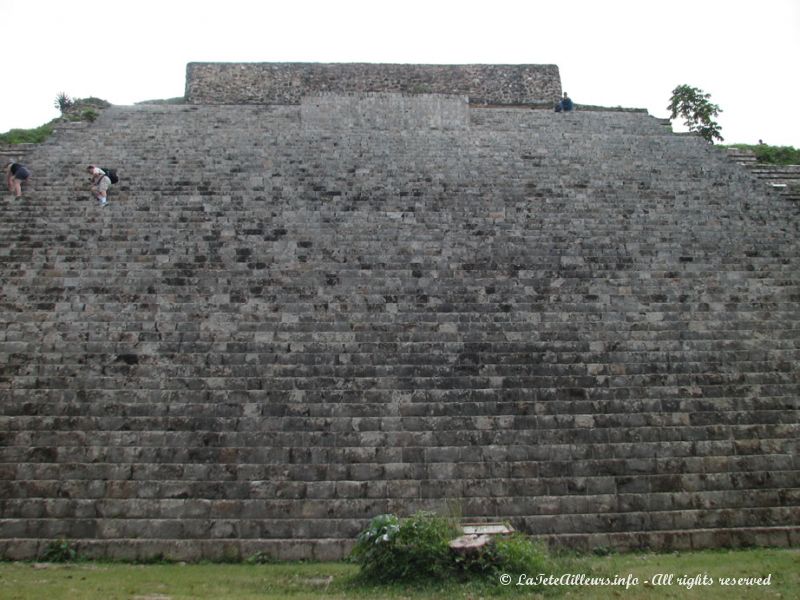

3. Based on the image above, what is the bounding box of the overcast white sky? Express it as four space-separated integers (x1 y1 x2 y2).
2 0 798 146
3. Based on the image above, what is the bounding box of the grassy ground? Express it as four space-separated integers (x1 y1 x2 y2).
0 548 796 599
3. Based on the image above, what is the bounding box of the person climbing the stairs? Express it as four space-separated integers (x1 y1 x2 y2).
5 160 30 198
87 165 110 206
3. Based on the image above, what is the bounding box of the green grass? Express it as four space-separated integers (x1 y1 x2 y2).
560 547 799 599
0 548 796 599
0 123 55 145
0 96 111 145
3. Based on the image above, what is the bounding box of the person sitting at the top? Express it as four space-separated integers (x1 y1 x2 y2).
5 161 31 198
555 92 574 113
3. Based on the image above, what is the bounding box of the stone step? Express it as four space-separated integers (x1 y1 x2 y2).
0 536 351 562
2 387 796 409
1 495 795 525
3 408 796 432
2 443 797 469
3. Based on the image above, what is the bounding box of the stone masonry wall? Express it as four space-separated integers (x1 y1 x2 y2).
2 92 798 562
300 93 470 130
185 62 562 105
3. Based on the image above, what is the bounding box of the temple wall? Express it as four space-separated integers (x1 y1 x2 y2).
185 62 562 105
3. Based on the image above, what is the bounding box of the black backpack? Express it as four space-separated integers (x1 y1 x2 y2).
101 167 119 184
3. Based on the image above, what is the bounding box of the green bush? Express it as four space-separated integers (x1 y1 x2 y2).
351 512 460 582
54 92 74 113
751 144 800 165
726 144 800 165
450 532 554 583
81 109 99 122
75 97 111 110
351 512 558 587
490 533 554 575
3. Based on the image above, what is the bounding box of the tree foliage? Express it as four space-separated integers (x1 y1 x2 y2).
668 84 723 143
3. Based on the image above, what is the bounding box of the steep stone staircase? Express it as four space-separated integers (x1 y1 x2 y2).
726 147 800 202
1 100 799 561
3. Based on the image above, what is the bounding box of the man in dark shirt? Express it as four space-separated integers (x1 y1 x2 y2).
560 93 574 112
555 92 574 113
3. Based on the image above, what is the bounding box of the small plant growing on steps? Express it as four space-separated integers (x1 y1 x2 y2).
245 550 278 564
40 538 79 562
54 92 74 113
80 108 99 122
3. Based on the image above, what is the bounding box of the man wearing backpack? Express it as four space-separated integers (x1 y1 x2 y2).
87 165 110 206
